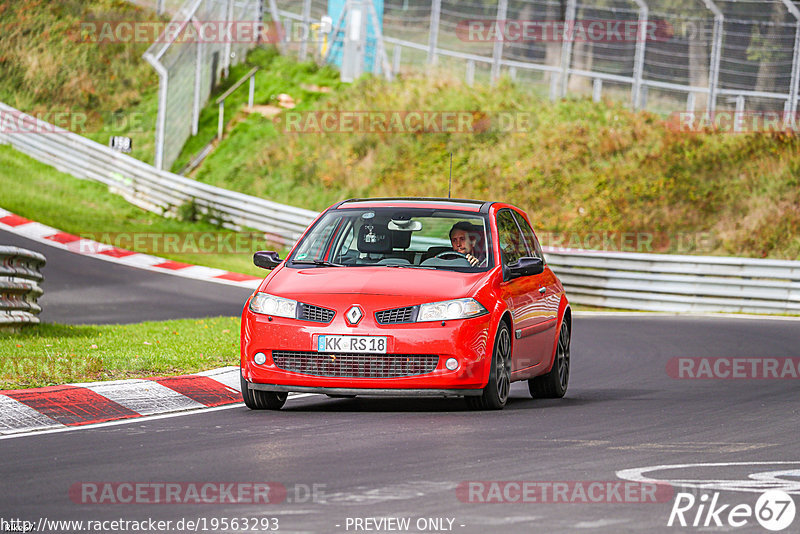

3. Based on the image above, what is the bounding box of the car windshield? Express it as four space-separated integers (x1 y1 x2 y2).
289 208 494 271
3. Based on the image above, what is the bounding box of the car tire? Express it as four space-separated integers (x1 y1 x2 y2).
466 322 511 410
529 320 570 398
241 371 288 410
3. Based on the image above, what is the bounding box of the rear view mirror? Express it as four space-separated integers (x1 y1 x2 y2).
388 219 422 231
253 251 282 270
508 257 544 278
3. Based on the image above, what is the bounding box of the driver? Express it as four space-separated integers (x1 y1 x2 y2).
449 221 483 266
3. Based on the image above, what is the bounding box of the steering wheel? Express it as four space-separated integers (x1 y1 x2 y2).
434 251 487 267
435 251 469 260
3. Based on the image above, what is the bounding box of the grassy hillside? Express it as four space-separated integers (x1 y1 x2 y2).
0 146 275 276
0 316 239 389
0 0 162 162
184 51 800 260
2 0 798 261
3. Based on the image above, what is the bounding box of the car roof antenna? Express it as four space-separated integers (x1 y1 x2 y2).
448 152 453 199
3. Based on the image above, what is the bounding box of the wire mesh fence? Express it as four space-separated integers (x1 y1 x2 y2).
272 0 800 117
143 0 262 170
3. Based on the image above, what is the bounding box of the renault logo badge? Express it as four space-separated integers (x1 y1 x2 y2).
346 306 363 325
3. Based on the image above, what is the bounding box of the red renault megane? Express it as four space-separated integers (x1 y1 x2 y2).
240 198 571 410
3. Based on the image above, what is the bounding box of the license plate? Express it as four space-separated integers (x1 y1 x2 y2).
317 335 387 354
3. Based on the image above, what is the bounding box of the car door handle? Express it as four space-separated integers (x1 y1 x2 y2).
539 287 546 294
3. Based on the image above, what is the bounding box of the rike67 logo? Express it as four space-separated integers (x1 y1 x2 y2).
668 490 796 531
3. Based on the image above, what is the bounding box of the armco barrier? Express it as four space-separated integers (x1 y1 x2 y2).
544 248 800 314
0 247 46 325
2 102 799 314
0 103 318 245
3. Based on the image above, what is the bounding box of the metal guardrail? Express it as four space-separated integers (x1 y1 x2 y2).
0 102 318 246
217 67 259 140
2 102 799 314
545 249 800 314
0 247 46 326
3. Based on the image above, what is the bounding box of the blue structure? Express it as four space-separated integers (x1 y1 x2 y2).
327 0 384 75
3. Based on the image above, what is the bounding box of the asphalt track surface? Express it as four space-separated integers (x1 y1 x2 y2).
2 227 799 532
0 229 252 324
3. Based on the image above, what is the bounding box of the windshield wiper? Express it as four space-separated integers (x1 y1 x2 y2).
292 259 343 267
383 264 435 269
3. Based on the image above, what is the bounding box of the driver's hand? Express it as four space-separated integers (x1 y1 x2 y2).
465 253 479 266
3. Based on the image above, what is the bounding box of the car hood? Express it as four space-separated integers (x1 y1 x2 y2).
263 266 487 301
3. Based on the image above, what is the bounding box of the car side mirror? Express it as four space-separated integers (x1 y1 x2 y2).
253 251 282 270
508 257 544 278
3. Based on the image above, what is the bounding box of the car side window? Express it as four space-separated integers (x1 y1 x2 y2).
513 212 544 261
496 210 528 267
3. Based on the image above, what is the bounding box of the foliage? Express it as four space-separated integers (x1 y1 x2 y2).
0 317 240 389
183 56 800 259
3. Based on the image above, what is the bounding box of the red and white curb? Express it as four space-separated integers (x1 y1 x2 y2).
0 366 243 436
0 208 261 289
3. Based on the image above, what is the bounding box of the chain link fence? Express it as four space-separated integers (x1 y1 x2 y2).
272 0 799 116
143 0 263 170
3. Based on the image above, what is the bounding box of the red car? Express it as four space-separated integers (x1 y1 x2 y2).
240 198 571 410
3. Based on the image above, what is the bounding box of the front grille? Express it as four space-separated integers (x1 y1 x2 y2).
375 306 417 324
272 351 438 378
298 303 335 323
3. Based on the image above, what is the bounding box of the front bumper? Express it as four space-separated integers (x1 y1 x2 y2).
246 381 484 397
241 307 494 390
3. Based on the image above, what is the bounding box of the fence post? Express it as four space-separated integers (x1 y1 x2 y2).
779 0 800 114
631 0 648 109
393 44 402 74
143 53 168 170
248 74 256 108
701 0 723 112
218 101 225 140
592 78 602 102
491 0 509 85
300 0 312 59
157 0 165 15
365 0 392 80
268 0 286 54
192 18 204 136
734 95 745 132
791 23 800 114
428 0 442 64
223 0 234 78
560 0 577 97
466 59 475 86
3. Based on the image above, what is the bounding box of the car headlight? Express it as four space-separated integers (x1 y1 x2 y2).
249 292 297 319
417 298 487 322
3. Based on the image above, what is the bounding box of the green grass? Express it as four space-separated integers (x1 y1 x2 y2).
171 48 344 174
4 0 799 261
0 0 162 164
0 317 240 389
0 145 284 276
178 51 800 260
